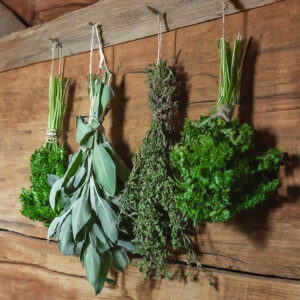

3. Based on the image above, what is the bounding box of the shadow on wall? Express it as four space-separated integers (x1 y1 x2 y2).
62 80 76 155
234 38 300 247
109 74 133 168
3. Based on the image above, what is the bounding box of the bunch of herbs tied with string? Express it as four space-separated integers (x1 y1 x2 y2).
20 52 70 227
48 27 134 294
120 59 201 280
170 35 284 225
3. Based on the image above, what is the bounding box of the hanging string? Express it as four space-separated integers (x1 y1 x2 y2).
157 15 162 64
89 24 112 85
89 25 95 75
94 24 112 85
222 0 226 39
50 42 56 78
58 45 63 77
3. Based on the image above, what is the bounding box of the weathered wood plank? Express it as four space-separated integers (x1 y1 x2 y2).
0 2 26 38
1 0 98 26
0 0 282 73
0 0 299 282
1 231 300 300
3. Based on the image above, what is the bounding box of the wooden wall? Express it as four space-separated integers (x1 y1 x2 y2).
0 0 300 298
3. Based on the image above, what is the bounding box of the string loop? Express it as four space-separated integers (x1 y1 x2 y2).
222 0 226 39
89 24 112 85
50 41 64 78
157 15 162 64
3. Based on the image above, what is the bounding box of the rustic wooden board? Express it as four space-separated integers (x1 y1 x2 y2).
0 0 282 73
0 0 98 26
0 2 26 38
0 0 299 289
1 231 300 300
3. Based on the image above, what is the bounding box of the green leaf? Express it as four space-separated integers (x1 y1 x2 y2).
84 245 111 295
84 244 101 293
72 187 91 239
95 197 119 243
76 116 95 148
47 216 60 240
117 240 136 253
73 166 86 188
92 223 110 253
112 247 130 272
62 150 83 186
47 174 59 187
49 177 63 211
103 141 130 183
101 85 114 114
97 251 112 294
92 144 116 195
58 214 74 255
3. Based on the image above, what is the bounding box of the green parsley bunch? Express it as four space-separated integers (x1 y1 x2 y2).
20 75 70 227
170 35 284 225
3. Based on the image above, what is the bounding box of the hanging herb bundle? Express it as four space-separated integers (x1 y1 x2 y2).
48 26 134 295
120 60 196 279
20 47 70 227
170 35 284 225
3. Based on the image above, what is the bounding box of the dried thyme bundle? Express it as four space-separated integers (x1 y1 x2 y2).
48 25 134 295
20 70 70 227
120 60 195 278
170 35 284 225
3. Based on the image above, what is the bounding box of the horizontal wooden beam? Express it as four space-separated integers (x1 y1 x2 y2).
0 2 26 39
0 0 282 73
1 231 300 300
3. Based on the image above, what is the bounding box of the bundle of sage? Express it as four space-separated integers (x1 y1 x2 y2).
48 25 134 295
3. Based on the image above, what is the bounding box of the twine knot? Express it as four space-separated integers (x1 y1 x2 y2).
215 104 234 122
46 130 59 143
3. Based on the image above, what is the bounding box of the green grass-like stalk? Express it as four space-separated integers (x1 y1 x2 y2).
48 76 70 132
216 34 247 109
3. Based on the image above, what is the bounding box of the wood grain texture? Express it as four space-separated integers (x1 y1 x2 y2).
0 0 282 73
0 2 26 38
1 231 300 300
0 0 98 26
0 0 300 296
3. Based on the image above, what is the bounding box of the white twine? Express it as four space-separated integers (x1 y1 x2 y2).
89 25 95 75
89 24 112 85
157 15 162 64
196 104 234 128
50 42 55 78
58 45 64 77
46 130 58 143
222 0 226 39
95 24 112 85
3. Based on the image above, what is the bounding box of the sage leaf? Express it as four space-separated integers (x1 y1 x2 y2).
103 142 130 183
117 240 136 253
49 177 63 211
47 216 60 240
62 150 83 186
73 166 86 188
112 247 130 272
93 144 116 195
95 197 119 243
84 244 101 293
101 85 114 114
47 174 59 187
58 214 74 255
72 187 91 239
